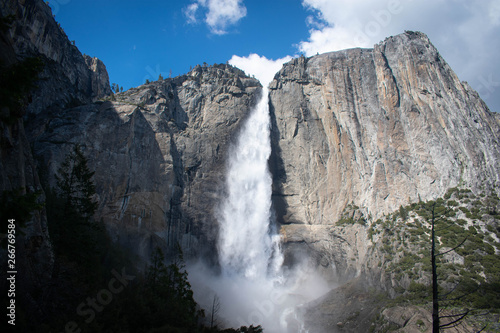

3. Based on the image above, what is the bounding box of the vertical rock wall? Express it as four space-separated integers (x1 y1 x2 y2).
30 65 261 261
0 8 53 323
269 31 500 281
270 31 500 227
0 0 111 116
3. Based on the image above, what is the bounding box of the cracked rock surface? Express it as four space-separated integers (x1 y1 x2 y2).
269 31 500 281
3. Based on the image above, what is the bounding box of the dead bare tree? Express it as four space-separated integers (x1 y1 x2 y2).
428 201 487 333
210 294 221 329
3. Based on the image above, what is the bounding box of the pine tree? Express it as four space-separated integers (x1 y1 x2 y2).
55 145 97 223
144 246 199 330
146 246 168 291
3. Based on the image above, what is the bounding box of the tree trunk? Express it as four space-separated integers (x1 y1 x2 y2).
431 205 440 332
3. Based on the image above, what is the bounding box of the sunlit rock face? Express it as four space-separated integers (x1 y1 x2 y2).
30 64 261 260
268 31 500 281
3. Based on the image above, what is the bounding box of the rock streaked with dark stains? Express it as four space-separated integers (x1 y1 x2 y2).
3 2 500 323
269 31 500 281
30 64 261 260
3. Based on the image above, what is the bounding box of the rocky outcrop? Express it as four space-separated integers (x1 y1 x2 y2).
84 54 112 100
0 0 111 116
269 31 500 281
30 64 261 260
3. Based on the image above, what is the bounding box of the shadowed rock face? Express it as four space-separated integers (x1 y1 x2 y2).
5 1 500 331
30 65 261 260
3 0 263 264
0 2 54 323
1 0 111 115
269 31 500 281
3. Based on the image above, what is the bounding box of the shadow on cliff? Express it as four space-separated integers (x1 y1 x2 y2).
268 96 288 227
30 100 187 262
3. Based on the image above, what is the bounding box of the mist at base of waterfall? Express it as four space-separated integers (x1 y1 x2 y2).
188 258 332 332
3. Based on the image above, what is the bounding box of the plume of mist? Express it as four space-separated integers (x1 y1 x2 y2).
188 257 332 332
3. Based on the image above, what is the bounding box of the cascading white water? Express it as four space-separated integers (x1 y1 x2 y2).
218 87 283 280
188 56 330 333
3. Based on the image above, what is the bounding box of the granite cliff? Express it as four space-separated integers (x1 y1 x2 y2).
269 31 500 282
30 65 261 259
0 0 109 323
1 0 111 116
1 0 500 330
0 19 54 324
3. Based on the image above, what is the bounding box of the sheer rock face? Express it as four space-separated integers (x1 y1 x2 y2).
0 8 53 323
84 55 112 100
1 0 111 115
31 65 261 260
269 31 500 280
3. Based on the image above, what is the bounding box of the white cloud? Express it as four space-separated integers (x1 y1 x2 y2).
298 25 367 56
228 54 293 86
184 3 200 24
184 0 247 35
297 0 500 112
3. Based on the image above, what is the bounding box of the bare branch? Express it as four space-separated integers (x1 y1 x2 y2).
476 325 487 333
438 281 461 300
439 310 469 329
440 310 469 319
436 236 468 256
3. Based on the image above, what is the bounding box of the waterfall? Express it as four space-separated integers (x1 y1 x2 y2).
218 87 283 280
188 56 330 333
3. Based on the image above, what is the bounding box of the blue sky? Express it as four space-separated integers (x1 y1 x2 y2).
50 0 309 85
50 0 500 112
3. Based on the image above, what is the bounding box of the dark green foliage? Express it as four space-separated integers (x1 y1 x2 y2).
46 146 115 285
0 14 15 32
336 203 366 226
220 325 264 333
111 82 122 93
391 282 430 306
398 205 408 220
0 56 44 124
37 149 133 332
141 246 199 331
0 188 43 234
55 145 98 223
40 150 257 332
444 187 459 200
375 187 500 330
